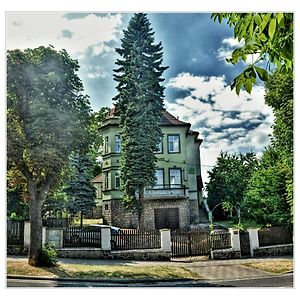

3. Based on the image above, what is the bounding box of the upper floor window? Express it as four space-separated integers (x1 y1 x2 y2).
155 136 163 153
115 135 121 153
168 134 180 153
169 168 181 188
104 136 109 154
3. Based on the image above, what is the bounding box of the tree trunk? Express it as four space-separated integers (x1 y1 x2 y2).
27 176 54 266
137 184 145 230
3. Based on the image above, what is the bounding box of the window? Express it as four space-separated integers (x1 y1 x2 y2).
168 134 180 153
169 168 181 188
104 171 109 190
115 134 121 153
104 204 109 210
155 136 163 153
115 172 121 189
154 169 164 188
104 136 109 154
96 185 102 198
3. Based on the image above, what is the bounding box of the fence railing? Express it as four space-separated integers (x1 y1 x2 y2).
7 220 24 246
258 227 293 247
63 226 102 248
210 231 232 250
111 229 161 250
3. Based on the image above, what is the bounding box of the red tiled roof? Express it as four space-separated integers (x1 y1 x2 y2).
107 107 190 126
91 174 103 183
160 109 190 126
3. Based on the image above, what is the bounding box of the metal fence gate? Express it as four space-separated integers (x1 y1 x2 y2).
171 229 231 258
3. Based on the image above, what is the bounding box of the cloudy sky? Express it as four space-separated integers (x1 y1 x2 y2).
6 12 275 188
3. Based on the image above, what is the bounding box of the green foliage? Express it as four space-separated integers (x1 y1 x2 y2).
206 152 258 220
211 13 293 95
243 71 293 226
7 46 93 184
113 13 168 212
65 153 96 216
242 147 292 228
39 242 58 267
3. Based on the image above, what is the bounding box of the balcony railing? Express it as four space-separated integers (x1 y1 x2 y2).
143 184 188 199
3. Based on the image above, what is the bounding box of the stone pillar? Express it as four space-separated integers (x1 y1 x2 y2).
248 228 259 257
101 226 111 251
24 222 47 247
160 229 171 251
228 228 240 251
24 221 31 247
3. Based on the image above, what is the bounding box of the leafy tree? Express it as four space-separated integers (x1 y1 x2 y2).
7 46 93 266
113 13 168 228
206 152 258 221
244 71 293 226
211 13 293 94
243 147 292 228
66 153 96 227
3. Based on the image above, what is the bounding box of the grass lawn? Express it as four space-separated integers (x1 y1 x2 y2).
7 260 201 280
243 260 293 274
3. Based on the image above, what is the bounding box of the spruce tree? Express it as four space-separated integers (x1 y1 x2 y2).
113 13 168 228
66 153 96 227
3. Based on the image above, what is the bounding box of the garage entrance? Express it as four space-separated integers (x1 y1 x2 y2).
154 208 179 229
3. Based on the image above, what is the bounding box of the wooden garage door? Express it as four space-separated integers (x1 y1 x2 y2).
154 208 179 229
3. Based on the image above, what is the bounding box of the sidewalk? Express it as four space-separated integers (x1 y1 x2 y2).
7 255 293 281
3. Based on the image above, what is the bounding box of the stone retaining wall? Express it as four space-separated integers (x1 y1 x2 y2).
211 248 241 260
7 245 29 255
253 244 293 257
57 248 171 261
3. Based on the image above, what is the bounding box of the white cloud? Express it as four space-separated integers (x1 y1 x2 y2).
216 36 261 65
6 12 123 56
165 72 274 188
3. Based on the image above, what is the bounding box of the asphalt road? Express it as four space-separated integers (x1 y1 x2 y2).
7 273 293 288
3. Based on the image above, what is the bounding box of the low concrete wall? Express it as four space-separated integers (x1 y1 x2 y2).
253 244 293 257
57 248 171 261
211 248 241 260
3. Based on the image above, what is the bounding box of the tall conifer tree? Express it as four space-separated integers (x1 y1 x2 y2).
113 13 168 228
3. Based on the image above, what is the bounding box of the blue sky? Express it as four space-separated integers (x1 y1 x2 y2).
6 12 275 187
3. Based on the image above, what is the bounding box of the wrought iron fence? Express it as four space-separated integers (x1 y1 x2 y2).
210 230 232 250
63 226 102 247
7 220 24 246
258 227 293 247
111 229 161 250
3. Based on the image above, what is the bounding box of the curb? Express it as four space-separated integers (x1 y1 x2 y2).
7 274 199 284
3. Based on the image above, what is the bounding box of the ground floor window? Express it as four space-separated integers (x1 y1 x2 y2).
154 208 179 229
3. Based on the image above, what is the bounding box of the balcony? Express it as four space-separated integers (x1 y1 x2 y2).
143 184 188 200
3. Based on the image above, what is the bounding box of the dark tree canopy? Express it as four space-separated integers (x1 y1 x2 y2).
113 13 168 224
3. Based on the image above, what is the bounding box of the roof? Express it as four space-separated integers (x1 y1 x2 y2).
106 107 190 126
91 174 103 183
160 109 190 126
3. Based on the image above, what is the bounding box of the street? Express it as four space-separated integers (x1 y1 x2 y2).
7 273 293 288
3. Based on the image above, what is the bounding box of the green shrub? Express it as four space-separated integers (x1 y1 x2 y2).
39 242 58 267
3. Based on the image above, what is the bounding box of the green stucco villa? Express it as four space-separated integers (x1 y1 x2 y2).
92 108 208 229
